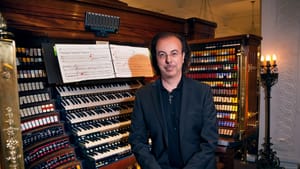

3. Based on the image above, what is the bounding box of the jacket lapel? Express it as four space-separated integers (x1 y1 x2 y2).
179 77 190 143
151 80 169 147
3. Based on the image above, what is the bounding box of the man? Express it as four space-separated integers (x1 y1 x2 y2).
129 32 218 169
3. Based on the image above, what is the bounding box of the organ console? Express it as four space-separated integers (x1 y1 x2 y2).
0 0 229 169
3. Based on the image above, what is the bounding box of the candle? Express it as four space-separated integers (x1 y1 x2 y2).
261 55 265 66
266 54 271 66
272 54 277 65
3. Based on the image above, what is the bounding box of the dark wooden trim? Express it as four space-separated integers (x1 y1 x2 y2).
0 0 216 46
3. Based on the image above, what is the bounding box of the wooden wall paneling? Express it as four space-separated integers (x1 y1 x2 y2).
0 0 216 45
187 17 217 40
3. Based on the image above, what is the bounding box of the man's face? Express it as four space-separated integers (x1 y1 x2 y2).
156 36 185 79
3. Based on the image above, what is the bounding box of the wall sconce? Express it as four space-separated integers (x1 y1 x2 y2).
260 54 278 75
257 54 283 169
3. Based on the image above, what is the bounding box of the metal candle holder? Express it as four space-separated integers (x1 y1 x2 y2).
257 57 284 169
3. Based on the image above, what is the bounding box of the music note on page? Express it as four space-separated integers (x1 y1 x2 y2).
55 43 115 83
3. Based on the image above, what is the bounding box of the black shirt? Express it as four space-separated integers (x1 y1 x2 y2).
160 78 184 169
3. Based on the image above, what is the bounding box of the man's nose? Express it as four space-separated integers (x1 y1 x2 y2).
165 55 171 63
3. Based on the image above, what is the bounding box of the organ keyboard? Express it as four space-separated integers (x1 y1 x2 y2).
66 103 133 124
71 115 131 136
78 129 130 149
55 79 143 169
91 144 131 161
60 91 135 110
56 80 142 97
84 139 132 168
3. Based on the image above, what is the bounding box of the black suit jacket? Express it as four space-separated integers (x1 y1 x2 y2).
129 77 219 169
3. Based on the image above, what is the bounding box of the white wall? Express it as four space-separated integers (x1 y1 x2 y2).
260 0 300 168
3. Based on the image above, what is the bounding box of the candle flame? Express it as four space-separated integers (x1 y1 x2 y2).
266 55 271 61
261 55 264 62
272 54 277 61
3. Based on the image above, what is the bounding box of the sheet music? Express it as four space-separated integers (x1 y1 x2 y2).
55 43 115 83
109 44 154 78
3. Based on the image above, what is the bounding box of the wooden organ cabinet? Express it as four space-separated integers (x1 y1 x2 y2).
0 0 217 169
188 35 262 168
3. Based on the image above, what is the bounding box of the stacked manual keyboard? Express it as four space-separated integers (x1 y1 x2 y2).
55 79 143 169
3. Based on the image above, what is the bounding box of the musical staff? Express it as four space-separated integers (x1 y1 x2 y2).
55 43 115 83
55 43 154 83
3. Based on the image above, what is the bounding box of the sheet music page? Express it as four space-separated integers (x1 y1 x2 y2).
55 43 115 83
109 44 154 78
